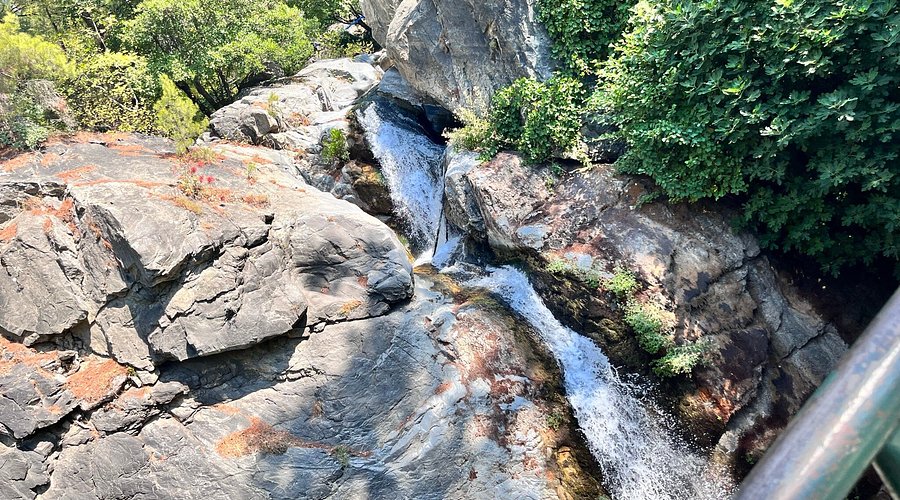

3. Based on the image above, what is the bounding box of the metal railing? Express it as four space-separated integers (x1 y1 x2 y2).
736 288 900 499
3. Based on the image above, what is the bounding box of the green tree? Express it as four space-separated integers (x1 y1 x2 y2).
0 13 72 149
288 0 364 28
123 0 315 113
64 51 158 132
153 74 206 152
602 0 900 274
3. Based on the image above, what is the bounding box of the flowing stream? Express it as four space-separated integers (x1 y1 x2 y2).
469 267 734 499
360 98 734 499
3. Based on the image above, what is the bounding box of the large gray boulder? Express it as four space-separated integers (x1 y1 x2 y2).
205 58 383 151
446 151 849 471
0 134 413 370
360 0 555 112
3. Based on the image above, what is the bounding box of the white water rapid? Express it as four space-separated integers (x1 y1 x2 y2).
469 267 735 500
356 103 445 249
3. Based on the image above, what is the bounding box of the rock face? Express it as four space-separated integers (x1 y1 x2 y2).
0 264 601 498
445 151 849 471
360 0 555 112
204 58 396 217
0 134 412 370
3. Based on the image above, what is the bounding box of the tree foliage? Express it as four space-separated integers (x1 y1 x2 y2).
0 13 72 149
65 51 158 132
447 77 586 164
601 0 900 274
536 0 630 75
153 74 206 153
123 0 315 113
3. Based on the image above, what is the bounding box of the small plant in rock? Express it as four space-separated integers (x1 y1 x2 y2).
177 165 215 199
332 445 351 467
624 302 673 354
604 267 639 300
180 146 218 165
245 161 258 182
651 340 711 377
445 108 493 154
321 128 349 164
266 93 281 119
546 410 565 431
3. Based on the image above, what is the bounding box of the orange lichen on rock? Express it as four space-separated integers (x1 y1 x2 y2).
215 416 370 460
1 153 36 172
65 357 128 405
73 178 164 190
215 417 304 458
0 222 17 242
56 165 97 183
241 193 269 208
0 336 60 375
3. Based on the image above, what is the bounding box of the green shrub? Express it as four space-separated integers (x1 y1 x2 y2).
536 0 631 75
65 52 158 133
154 75 207 153
0 14 71 92
123 0 316 112
321 128 348 163
624 302 673 354
445 108 492 153
604 267 639 300
0 14 72 150
490 76 586 164
652 340 710 377
602 0 900 275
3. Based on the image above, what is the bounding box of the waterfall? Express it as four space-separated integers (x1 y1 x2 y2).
357 90 732 499
468 267 734 500
356 101 445 251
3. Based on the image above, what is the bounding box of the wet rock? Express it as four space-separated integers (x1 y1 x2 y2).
448 152 848 468
361 0 555 112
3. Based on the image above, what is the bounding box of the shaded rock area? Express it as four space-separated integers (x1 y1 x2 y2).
444 151 849 473
0 263 603 498
360 0 554 112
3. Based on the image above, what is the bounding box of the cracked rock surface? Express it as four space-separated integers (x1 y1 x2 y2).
0 133 412 370
0 268 601 499
360 0 555 113
445 151 848 471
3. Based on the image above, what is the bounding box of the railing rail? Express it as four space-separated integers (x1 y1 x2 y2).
736 288 900 499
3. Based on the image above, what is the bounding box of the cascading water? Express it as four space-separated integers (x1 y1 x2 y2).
359 91 732 499
469 267 734 500
356 100 446 251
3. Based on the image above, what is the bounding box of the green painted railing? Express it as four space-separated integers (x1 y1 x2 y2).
736 288 900 499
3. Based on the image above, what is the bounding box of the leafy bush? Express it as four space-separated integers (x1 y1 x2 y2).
0 14 73 150
317 28 373 59
536 0 631 75
602 0 900 274
652 341 710 378
321 128 348 163
445 108 492 153
154 75 207 152
123 0 316 112
65 52 158 133
624 302 673 354
604 267 639 300
490 77 586 163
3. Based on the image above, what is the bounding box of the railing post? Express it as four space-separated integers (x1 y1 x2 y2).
735 288 900 500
